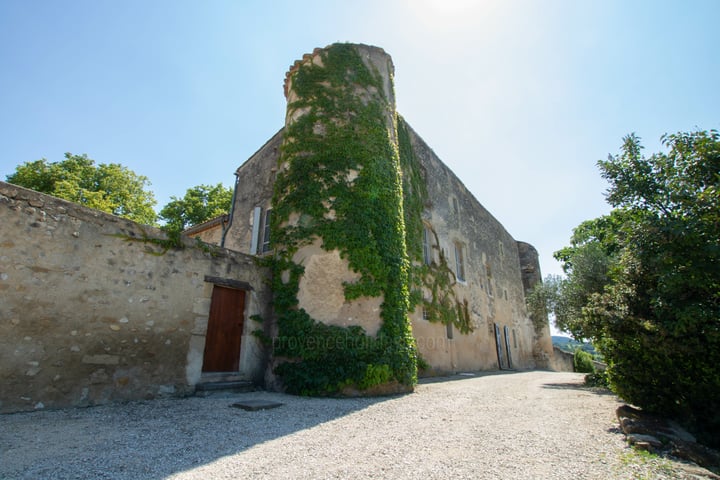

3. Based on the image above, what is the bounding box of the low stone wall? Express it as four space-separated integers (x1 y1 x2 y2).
549 346 575 372
0 182 272 413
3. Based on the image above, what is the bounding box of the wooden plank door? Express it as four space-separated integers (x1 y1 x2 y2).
202 286 245 372
504 325 514 370
494 323 507 370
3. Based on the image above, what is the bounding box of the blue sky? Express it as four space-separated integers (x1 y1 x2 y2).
1 0 719 283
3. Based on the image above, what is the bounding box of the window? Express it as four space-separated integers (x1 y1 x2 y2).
261 209 272 253
422 227 432 265
446 321 454 339
250 206 262 254
485 263 493 296
454 242 465 282
422 307 430 321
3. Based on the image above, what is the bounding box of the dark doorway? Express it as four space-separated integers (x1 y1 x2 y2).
202 286 246 372
494 323 507 370
504 325 514 370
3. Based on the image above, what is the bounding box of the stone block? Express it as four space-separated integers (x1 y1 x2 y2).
192 298 211 315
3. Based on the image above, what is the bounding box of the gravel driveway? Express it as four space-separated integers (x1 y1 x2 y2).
0 371 703 479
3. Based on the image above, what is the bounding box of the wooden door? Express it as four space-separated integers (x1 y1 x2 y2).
494 323 507 370
504 325 514 370
202 286 245 372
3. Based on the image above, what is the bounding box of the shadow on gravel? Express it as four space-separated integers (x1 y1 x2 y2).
541 381 616 396
418 369 523 385
0 391 405 480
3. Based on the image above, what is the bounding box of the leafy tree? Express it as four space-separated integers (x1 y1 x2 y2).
537 130 720 446
158 183 233 234
6 153 157 224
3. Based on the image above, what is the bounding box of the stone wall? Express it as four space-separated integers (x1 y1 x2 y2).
405 123 552 372
517 241 554 368
549 346 575 372
221 130 282 254
0 182 272 413
228 119 554 375
222 43 555 379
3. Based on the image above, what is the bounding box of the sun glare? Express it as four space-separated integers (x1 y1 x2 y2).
407 0 499 31
420 0 480 15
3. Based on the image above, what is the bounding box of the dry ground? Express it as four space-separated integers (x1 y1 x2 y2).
0 371 708 479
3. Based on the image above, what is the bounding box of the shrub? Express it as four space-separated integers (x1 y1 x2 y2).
584 370 609 388
574 348 595 373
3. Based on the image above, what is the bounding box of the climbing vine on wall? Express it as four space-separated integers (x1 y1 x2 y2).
397 117 473 335
269 44 417 395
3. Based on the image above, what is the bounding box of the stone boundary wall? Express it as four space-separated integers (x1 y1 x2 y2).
0 182 272 413
549 346 575 372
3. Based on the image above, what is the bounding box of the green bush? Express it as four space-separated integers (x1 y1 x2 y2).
358 364 393 390
573 348 595 373
584 370 608 388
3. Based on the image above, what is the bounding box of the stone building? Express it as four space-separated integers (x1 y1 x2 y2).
1 42 554 412
209 43 553 392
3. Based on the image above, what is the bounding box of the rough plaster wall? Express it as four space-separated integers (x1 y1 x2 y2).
225 119 552 374
225 129 283 254
517 241 554 367
275 45 400 343
187 225 224 246
295 239 383 336
0 182 272 413
405 122 550 372
549 346 575 372
223 60 552 376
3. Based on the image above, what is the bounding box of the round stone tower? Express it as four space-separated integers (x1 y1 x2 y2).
517 241 554 368
270 43 417 393
283 44 396 129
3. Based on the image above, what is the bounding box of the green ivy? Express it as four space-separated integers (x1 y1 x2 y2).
397 117 473 334
268 44 473 394
269 44 416 394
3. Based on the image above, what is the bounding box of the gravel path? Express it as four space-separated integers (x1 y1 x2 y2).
0 371 701 479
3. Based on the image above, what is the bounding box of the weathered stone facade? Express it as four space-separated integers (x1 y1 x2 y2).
1 43 556 412
405 122 551 371
219 43 554 380
0 182 272 412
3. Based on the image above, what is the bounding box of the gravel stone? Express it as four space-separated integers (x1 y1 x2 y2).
0 371 701 479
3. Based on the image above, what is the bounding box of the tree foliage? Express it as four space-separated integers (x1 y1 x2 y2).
538 130 720 446
158 183 233 234
6 153 157 224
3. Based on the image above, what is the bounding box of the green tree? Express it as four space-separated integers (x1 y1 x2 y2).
6 153 157 224
158 183 233 234
539 130 720 446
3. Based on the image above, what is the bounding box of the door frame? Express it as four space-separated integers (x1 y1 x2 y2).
494 323 507 370
201 283 248 373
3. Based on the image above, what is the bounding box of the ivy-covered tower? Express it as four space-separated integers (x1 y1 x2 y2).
269 43 418 394
220 42 554 393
